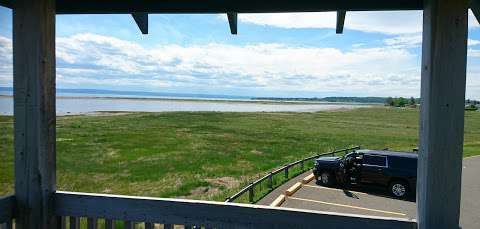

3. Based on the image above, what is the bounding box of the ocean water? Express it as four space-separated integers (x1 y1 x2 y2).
0 96 368 116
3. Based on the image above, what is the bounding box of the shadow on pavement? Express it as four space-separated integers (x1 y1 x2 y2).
315 180 417 202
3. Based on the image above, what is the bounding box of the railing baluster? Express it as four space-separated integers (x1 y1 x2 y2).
268 172 273 189
164 224 174 229
57 216 66 229
124 220 134 229
6 220 13 229
69 216 80 229
300 160 304 171
105 219 115 229
87 217 97 229
145 222 154 229
184 225 192 229
248 183 254 203
284 165 289 179
0 222 11 229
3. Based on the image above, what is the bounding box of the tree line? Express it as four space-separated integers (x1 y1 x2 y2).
385 97 418 107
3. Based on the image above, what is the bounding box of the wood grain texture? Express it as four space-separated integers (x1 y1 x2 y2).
13 0 56 228
55 191 417 229
418 0 468 228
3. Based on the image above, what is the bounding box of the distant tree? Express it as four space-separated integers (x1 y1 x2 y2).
466 99 471 104
386 97 394 106
409 97 416 105
397 97 407 107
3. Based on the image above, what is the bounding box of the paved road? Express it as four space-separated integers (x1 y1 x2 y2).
258 156 480 229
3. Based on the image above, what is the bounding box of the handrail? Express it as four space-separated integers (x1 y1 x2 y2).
55 191 416 229
225 146 360 203
0 195 15 226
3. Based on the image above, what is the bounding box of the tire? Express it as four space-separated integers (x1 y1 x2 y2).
319 171 335 186
389 180 409 199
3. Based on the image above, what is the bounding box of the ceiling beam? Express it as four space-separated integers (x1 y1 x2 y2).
0 0 423 13
0 0 12 8
227 12 237 34
471 0 480 23
336 10 346 34
131 13 148 34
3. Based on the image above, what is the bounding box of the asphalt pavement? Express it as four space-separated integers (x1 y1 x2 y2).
258 156 480 229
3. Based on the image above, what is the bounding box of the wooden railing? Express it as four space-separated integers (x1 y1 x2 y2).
0 195 14 229
55 191 416 229
225 146 360 203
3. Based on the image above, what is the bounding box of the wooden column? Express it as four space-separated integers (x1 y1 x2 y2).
13 0 56 228
418 0 468 228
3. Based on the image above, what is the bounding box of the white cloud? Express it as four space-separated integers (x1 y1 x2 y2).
469 39 480 46
2 32 480 98
384 35 422 47
468 48 480 57
383 36 480 49
238 10 480 35
0 33 423 96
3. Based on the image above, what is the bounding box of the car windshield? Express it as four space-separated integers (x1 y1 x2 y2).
343 152 357 159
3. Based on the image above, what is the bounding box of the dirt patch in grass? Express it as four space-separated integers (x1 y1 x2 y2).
205 176 240 189
189 186 220 196
251 149 264 155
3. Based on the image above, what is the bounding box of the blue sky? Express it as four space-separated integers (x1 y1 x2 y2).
1 7 480 99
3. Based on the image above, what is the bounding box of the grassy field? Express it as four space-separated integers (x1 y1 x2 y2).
1 107 480 200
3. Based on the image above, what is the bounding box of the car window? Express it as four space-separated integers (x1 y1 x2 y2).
389 157 417 170
363 155 387 167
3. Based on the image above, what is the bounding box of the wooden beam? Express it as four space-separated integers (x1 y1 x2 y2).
13 0 57 228
417 0 468 228
0 195 15 223
1 0 424 13
0 0 12 8
131 13 148 34
471 0 480 23
55 191 417 229
227 12 237 35
336 10 346 34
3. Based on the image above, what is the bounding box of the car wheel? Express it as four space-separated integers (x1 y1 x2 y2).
319 171 334 186
389 180 409 199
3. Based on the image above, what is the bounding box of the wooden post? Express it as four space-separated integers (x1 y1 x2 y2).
56 216 66 229
13 0 56 228
69 217 80 229
418 0 468 228
123 221 133 229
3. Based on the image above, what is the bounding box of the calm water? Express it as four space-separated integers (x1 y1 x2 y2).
0 96 369 116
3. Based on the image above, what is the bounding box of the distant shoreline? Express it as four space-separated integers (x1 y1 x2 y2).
0 94 379 106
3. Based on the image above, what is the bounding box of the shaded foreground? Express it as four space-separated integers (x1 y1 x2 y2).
1 107 479 200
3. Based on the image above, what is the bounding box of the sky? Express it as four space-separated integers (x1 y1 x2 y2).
1 7 480 99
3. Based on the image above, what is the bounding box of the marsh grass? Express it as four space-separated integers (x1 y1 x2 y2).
1 107 479 201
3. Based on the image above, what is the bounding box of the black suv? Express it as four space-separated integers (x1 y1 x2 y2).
312 149 417 199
